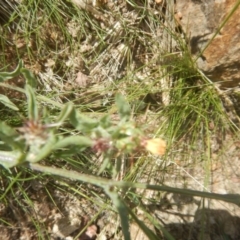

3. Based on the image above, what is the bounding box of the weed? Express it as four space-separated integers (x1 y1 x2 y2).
0 1 240 240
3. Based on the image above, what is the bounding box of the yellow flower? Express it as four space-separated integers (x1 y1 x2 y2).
145 138 166 156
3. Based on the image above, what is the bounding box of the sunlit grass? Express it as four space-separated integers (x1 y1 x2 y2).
0 0 239 239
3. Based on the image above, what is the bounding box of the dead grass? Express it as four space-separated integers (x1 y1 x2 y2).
0 0 240 240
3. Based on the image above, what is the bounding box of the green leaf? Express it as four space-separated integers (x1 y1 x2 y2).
0 150 24 169
70 109 99 131
55 103 74 126
0 121 17 137
99 115 111 128
25 84 38 120
53 135 93 149
0 121 22 149
115 94 131 120
26 133 57 163
21 68 37 88
0 94 19 111
0 60 23 82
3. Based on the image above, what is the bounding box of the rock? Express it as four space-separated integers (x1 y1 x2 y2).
176 0 240 88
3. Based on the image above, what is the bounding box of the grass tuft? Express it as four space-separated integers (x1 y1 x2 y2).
0 0 239 239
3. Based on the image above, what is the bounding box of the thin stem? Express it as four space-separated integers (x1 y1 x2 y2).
30 163 240 207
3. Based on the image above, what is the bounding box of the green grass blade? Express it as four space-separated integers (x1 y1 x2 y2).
125 203 159 240
195 0 240 61
0 60 23 81
29 163 240 207
105 187 131 240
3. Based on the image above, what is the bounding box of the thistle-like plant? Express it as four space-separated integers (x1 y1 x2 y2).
0 61 240 240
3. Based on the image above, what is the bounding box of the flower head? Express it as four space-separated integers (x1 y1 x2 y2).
144 138 166 156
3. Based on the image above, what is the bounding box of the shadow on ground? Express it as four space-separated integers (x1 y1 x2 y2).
159 207 240 240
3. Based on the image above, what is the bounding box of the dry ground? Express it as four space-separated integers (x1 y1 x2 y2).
1 0 240 239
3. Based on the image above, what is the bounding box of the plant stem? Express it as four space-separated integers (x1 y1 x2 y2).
30 163 240 207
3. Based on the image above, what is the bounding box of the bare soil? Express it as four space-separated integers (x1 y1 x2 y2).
0 1 240 240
